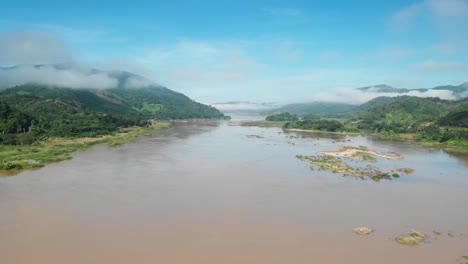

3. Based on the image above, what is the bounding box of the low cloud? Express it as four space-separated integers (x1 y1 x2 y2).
121 75 154 89
391 3 424 30
391 0 468 37
0 31 73 65
415 60 468 73
317 51 340 62
211 102 279 111
313 87 458 104
0 65 152 89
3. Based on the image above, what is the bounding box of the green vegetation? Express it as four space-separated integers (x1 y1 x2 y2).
265 112 298 121
265 102 357 117
0 83 225 146
437 100 468 128
0 77 225 172
284 119 345 132
397 168 414 174
347 96 454 133
0 122 170 175
395 231 427 246
280 96 468 152
107 86 226 120
353 152 377 163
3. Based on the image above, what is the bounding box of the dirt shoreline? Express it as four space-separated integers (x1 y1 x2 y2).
320 147 403 160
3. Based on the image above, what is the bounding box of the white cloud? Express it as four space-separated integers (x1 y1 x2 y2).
0 65 118 89
430 42 458 56
391 0 468 33
426 0 468 18
133 40 266 90
277 41 304 61
375 47 414 62
312 87 458 104
415 60 468 73
97 58 157 80
0 31 73 65
211 102 279 111
317 51 340 62
391 3 424 30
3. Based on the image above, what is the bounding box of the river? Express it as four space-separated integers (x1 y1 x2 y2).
1 115 467 264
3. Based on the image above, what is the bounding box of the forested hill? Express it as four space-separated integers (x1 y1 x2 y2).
346 96 465 133
437 100 468 128
265 102 357 116
0 66 225 144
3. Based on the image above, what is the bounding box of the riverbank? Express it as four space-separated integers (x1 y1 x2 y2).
238 120 287 128
0 121 170 175
284 128 362 136
241 121 468 154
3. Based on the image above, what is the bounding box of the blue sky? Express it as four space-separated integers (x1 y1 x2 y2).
0 0 467 104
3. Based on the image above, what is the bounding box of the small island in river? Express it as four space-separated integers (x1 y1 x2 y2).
297 146 413 182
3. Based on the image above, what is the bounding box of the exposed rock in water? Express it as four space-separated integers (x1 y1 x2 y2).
246 135 264 139
397 168 415 174
395 230 427 246
353 227 374 235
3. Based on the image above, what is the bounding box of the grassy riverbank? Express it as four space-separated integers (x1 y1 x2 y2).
0 121 170 175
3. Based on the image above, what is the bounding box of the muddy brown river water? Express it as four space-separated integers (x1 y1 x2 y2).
1 115 468 264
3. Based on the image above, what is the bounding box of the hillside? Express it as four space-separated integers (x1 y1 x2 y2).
266 102 357 117
437 100 468 128
337 96 402 119
0 64 224 119
0 66 225 145
106 87 224 119
347 96 458 133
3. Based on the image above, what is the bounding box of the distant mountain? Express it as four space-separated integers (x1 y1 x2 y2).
356 83 467 98
356 84 427 93
432 83 468 95
265 102 358 117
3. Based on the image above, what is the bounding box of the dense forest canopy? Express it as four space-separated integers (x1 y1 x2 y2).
265 112 299 121
280 96 467 142
0 80 226 145
284 119 345 132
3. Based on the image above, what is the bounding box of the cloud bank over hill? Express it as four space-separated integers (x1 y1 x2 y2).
0 31 155 90
0 65 117 89
0 65 155 90
313 86 464 105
